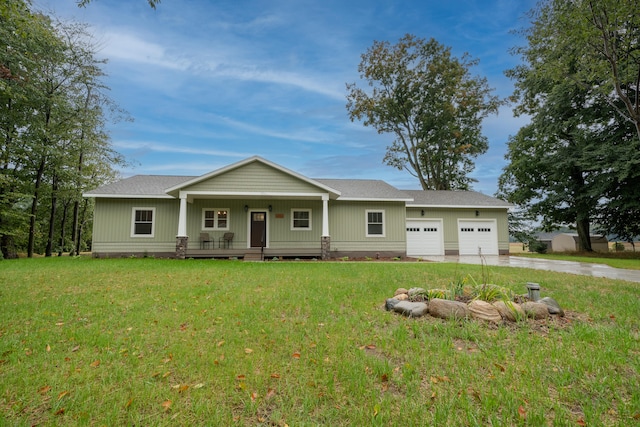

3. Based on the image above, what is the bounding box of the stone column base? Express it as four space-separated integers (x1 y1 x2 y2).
176 236 188 259
321 236 330 260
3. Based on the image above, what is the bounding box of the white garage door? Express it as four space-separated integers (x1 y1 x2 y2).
406 219 444 256
458 220 499 255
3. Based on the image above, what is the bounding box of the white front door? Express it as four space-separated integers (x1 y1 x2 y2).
406 219 444 256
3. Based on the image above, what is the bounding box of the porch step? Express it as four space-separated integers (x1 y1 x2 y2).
243 249 264 262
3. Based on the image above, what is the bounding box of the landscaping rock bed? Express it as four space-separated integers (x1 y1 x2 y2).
385 283 564 323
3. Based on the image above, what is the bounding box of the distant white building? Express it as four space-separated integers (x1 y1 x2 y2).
536 232 609 253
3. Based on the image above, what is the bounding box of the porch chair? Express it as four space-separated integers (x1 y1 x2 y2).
199 232 212 249
219 232 234 249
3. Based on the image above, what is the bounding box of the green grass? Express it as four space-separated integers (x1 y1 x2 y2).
515 251 640 270
1 257 639 426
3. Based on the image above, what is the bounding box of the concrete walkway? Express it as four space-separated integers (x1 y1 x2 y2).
421 255 640 283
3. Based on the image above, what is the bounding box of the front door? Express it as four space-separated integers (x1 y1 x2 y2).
250 211 267 247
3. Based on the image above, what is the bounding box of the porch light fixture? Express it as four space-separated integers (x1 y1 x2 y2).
475 210 479 217
421 209 425 216
268 205 272 212
244 205 249 212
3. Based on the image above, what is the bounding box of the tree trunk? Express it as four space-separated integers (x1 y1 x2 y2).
28 157 46 258
58 200 69 256
575 215 593 252
76 198 88 256
70 199 79 256
45 174 59 257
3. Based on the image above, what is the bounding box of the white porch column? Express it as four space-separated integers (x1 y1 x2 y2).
177 192 188 237
321 194 329 237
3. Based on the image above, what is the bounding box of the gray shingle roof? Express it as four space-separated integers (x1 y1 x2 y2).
314 179 413 201
84 175 195 198
403 190 512 208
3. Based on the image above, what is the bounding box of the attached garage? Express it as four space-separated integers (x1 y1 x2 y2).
406 219 444 256
457 219 499 255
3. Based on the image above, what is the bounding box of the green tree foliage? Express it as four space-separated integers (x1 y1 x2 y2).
500 0 639 249
1 0 126 258
346 34 501 190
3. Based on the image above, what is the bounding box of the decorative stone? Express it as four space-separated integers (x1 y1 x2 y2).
385 298 400 311
521 301 549 319
468 300 502 323
395 293 409 301
538 297 565 317
392 301 429 318
428 298 469 320
394 288 409 296
492 300 525 322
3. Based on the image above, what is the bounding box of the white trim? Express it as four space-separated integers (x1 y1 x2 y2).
183 190 329 198
339 197 414 202
131 207 156 238
201 208 230 231
290 208 312 231
365 209 385 238
84 193 174 199
409 204 511 209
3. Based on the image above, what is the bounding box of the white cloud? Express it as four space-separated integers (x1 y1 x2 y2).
112 141 250 158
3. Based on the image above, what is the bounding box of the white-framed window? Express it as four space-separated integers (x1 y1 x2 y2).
131 207 155 237
202 208 229 230
291 209 312 230
366 210 385 237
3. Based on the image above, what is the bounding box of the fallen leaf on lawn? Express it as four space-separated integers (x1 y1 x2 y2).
373 403 380 417
57 391 69 400
494 363 506 372
178 385 189 393
217 340 225 347
161 400 172 411
270 373 280 379
265 388 276 400
430 391 436 400
518 406 526 419
236 374 246 380
151 372 161 378
192 383 204 389
56 322 65 326
576 418 586 426
366 344 376 350
125 398 133 408
90 360 100 368
38 385 52 394
54 408 65 416
292 352 301 359
162 371 172 378
380 374 389 382
46 344 51 352
244 348 253 354
634 413 640 420
71 345 80 352
250 391 258 401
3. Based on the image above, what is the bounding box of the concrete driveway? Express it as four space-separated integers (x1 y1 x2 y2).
421 255 640 283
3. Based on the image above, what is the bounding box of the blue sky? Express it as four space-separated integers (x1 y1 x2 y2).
38 0 535 195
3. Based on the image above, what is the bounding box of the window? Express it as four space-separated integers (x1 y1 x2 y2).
366 210 385 237
291 209 311 230
202 209 229 230
131 208 155 237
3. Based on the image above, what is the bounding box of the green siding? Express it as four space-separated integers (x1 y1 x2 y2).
185 162 326 194
328 201 407 253
92 198 179 253
406 207 510 252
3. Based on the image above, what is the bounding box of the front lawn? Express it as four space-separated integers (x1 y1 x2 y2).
1 257 638 426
